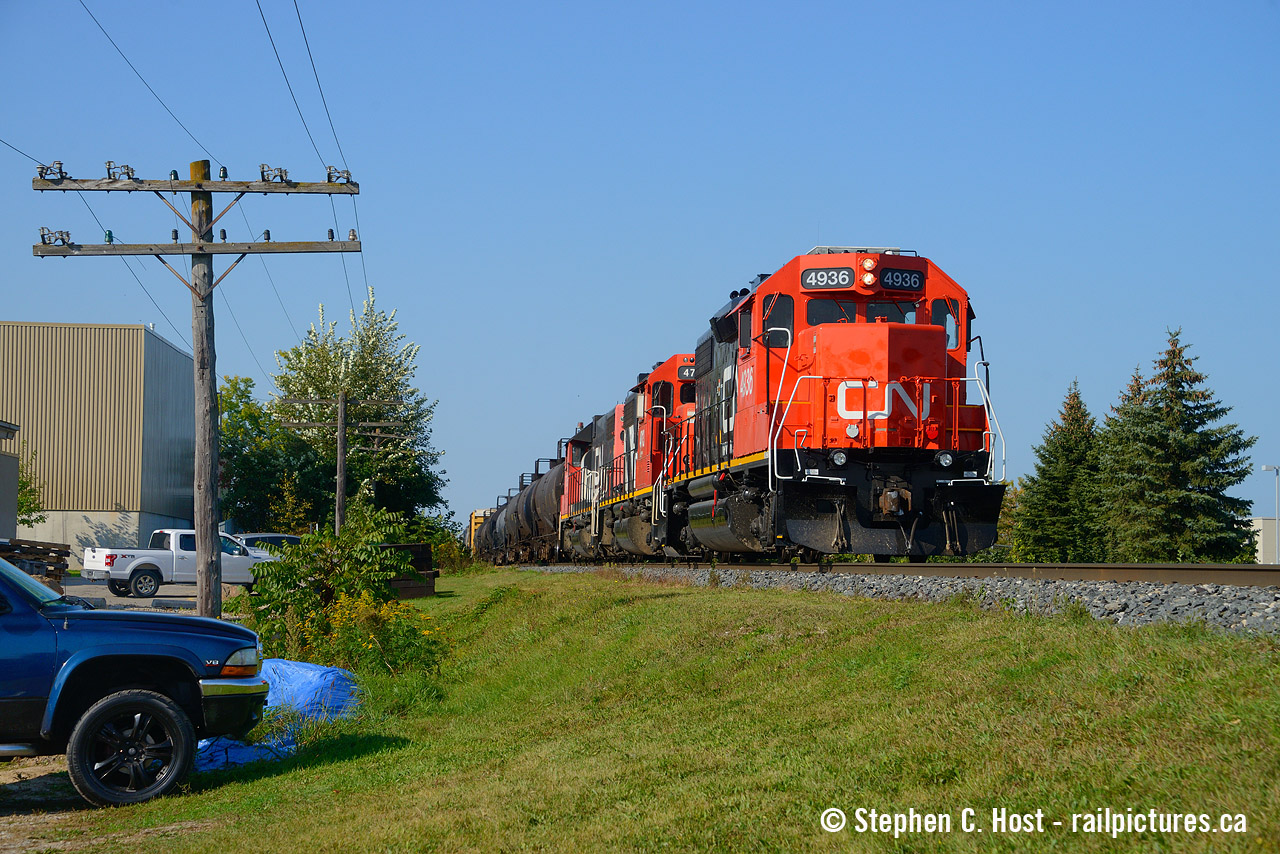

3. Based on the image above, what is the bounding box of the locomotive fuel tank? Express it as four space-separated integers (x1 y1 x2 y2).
613 514 659 556
685 474 767 552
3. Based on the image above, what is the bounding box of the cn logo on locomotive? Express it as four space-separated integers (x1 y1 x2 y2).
834 380 931 422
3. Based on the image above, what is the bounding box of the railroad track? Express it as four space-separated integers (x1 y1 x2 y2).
539 562 1280 588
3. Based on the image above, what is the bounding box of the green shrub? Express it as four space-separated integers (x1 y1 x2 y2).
247 501 414 659
308 591 449 676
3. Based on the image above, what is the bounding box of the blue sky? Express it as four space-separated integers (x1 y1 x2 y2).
2 1 1278 526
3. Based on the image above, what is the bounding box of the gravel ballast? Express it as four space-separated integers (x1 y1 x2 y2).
530 564 1280 635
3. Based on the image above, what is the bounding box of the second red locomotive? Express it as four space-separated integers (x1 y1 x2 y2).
476 246 1005 564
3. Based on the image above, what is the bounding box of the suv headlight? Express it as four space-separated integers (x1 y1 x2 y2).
220 646 260 677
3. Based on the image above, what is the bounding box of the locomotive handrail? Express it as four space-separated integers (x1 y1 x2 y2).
964 362 1005 481
765 327 793 492
588 468 602 537
769 373 823 491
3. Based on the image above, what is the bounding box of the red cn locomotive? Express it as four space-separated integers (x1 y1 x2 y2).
475 246 1006 563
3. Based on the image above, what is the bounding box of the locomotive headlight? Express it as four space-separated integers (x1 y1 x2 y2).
861 272 876 286
935 451 955 468
862 257 876 271
831 450 848 467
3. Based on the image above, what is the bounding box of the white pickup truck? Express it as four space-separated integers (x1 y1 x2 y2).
82 529 268 598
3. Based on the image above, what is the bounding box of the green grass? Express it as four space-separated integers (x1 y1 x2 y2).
20 569 1280 852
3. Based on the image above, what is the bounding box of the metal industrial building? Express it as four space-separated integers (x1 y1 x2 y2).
0 322 194 565
0 419 17 539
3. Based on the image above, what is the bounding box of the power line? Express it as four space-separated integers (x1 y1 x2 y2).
254 0 326 167
240 207 301 342
2 135 192 346
255 0 356 316
219 290 270 381
72 3 302 360
0 136 39 163
68 194 192 348
293 0 348 170
292 0 372 295
76 0 220 167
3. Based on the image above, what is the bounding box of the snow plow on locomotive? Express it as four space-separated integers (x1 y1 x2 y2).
477 247 1006 564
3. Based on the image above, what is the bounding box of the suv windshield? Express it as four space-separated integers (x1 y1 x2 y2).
0 557 63 606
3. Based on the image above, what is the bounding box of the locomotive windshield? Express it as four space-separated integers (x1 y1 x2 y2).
806 298 858 325
867 301 917 324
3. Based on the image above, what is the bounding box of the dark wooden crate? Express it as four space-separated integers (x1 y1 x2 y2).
378 543 439 599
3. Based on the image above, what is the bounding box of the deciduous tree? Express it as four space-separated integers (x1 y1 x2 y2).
272 288 447 519
16 441 47 528
219 376 327 531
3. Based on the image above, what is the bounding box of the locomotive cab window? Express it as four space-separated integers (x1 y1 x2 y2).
652 381 674 417
806 298 859 326
761 294 793 347
679 382 696 405
867 301 916 324
931 298 960 349
737 305 752 350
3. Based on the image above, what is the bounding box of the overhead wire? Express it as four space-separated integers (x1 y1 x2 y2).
291 0 371 295
254 0 357 317
72 1 303 376
219 290 271 380
75 0 220 167
1 134 191 347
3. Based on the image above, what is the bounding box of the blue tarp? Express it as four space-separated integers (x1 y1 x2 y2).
194 658 358 772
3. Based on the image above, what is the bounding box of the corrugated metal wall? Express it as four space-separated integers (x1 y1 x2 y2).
0 323 153 511
141 328 194 520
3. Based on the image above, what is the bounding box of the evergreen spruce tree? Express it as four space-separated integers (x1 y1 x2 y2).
1098 330 1255 562
1012 382 1105 562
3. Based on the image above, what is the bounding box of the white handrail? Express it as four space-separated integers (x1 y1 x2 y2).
771 374 823 490
764 327 794 492
963 363 1005 482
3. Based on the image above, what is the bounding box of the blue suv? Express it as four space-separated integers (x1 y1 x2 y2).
0 557 269 806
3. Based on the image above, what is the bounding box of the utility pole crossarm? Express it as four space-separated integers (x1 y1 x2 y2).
33 241 361 257
32 178 358 194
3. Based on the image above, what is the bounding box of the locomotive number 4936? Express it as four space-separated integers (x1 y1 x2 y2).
801 267 853 289
880 269 924 291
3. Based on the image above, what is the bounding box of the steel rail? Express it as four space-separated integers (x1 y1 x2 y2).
538 562 1280 588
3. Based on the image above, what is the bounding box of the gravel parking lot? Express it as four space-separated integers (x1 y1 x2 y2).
62 575 197 609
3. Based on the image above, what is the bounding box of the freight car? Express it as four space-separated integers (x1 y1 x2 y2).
476 246 1006 564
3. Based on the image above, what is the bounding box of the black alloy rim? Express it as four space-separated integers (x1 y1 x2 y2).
90 711 176 792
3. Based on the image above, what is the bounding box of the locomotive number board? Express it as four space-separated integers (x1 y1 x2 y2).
800 267 854 289
880 269 925 291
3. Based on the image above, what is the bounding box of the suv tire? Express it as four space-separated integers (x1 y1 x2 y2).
129 568 161 598
66 689 196 806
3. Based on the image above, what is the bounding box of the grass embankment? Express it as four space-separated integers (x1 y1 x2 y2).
25 570 1280 852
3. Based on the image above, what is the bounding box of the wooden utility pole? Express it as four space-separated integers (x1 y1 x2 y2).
335 391 347 534
33 159 360 617
190 161 219 617
282 395 404 535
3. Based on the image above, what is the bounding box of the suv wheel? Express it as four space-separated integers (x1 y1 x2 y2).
107 579 130 597
66 690 195 806
129 568 161 598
